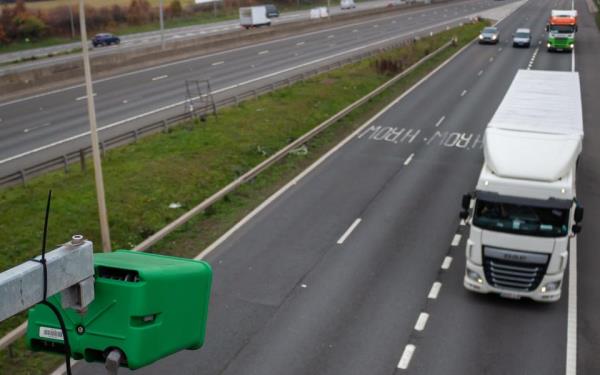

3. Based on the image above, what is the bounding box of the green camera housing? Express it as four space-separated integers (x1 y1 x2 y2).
27 250 212 370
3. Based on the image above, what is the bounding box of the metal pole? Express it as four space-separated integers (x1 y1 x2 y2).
327 0 331 19
68 3 75 39
78 0 112 253
159 0 165 50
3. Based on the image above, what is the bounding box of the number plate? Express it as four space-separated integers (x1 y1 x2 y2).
500 292 522 300
39 327 64 341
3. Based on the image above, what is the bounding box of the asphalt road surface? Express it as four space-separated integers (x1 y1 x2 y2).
0 0 392 67
0 0 511 178
69 0 600 373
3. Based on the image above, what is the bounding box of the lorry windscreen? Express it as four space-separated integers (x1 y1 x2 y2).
473 200 569 237
550 25 575 33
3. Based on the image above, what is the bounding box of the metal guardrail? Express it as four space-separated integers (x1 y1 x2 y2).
0 35 458 356
0 35 443 189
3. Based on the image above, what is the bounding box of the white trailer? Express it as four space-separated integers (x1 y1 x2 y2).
239 6 271 29
460 69 584 302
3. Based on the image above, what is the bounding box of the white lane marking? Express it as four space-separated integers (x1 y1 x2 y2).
414 312 429 331
301 283 307 288
352 29 358 32
122 99 128 104
397 344 416 369
428 282 442 299
337 218 362 244
152 75 168 81
571 48 575 72
188 23 490 261
441 256 453 270
392 20 397 23
489 56 494 62
328 34 335 38
258 50 269 55
373 24 379 28
451 234 462 246
478 69 484 76
434 116 445 127
23 122 52 133
211 61 225 66
296 41 305 46
566 237 577 375
527 47 539 70
403 153 414 166
460 89 467 97
75 93 96 101
498 47 503 51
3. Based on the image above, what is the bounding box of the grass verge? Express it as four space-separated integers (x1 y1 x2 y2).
0 21 486 375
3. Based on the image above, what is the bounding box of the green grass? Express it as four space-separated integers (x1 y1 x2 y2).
0 37 74 54
0 21 486 375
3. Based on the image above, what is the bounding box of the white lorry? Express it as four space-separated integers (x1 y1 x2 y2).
239 6 271 29
460 69 584 302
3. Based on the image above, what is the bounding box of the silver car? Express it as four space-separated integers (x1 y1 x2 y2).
479 27 499 44
512 28 531 48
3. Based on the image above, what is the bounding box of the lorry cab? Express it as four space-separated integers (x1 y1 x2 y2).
546 10 577 51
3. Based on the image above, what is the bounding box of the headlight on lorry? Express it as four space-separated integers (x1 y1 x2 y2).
541 281 561 293
570 44 574 49
547 42 551 48
467 269 483 284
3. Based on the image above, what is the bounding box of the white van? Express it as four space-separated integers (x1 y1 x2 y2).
341 0 356 10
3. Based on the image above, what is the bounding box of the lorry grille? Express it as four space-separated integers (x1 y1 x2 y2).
483 247 549 292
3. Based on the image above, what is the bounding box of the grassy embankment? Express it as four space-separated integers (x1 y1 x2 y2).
0 21 486 375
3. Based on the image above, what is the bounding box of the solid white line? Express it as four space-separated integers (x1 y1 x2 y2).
337 218 362 244
428 281 442 299
258 50 269 55
75 93 96 101
152 74 168 81
212 61 225 66
566 237 577 375
441 256 453 270
414 312 429 331
0 15 481 166
397 344 416 369
451 234 461 246
434 115 445 127
460 89 467 97
403 153 414 166
571 48 575 72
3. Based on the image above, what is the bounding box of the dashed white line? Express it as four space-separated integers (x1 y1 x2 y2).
460 89 468 97
428 282 442 299
296 41 305 46
328 35 335 38
489 56 494 62
403 153 414 166
258 50 269 55
478 70 484 76
76 93 96 101
211 61 225 66
397 344 416 369
451 234 462 246
152 75 168 81
434 116 445 127
414 312 429 331
392 20 397 23
373 24 379 28
23 122 51 133
441 256 453 270
352 29 358 33
337 218 362 244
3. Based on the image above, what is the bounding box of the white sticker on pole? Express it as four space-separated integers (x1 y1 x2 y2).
39 327 64 341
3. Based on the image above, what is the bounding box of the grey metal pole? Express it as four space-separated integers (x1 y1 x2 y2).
78 0 112 253
159 0 165 50
68 4 75 39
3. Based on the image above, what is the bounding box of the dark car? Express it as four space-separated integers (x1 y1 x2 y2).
478 27 499 44
265 4 279 18
92 33 120 47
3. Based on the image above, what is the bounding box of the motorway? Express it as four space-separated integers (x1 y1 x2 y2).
0 0 391 67
68 0 600 373
0 0 512 178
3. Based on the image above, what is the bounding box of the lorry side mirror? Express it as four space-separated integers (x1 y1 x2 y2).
461 194 471 211
574 206 584 223
459 210 469 220
545 25 549 32
572 224 582 234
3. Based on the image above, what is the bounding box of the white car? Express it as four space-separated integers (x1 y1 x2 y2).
341 0 356 10
512 28 531 48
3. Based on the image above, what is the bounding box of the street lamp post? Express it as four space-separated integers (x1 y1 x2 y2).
159 0 165 50
78 0 112 252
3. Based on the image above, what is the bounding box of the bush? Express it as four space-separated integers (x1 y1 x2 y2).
127 0 153 25
13 13 46 40
169 0 183 18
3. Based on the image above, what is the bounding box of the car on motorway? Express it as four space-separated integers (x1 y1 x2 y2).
341 0 356 9
478 27 499 44
92 33 120 47
512 28 531 48
264 4 280 17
